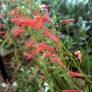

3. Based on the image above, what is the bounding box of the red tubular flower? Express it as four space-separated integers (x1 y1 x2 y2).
39 42 55 52
19 18 37 27
11 17 21 26
50 57 64 66
50 57 60 62
11 11 50 30
44 28 58 42
31 47 42 55
48 32 58 42
23 52 33 59
19 18 42 30
23 48 42 59
11 17 44 30
62 90 80 92
24 40 35 48
0 31 6 35
69 71 81 77
35 9 50 22
43 52 52 57
11 17 19 22
31 14 50 30
33 19 44 30
43 52 56 57
24 41 55 59
12 28 25 37
60 19 75 23
0 23 5 28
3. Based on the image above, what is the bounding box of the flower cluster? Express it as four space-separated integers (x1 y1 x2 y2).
10 8 63 66
23 40 64 67
11 10 50 30
10 8 81 81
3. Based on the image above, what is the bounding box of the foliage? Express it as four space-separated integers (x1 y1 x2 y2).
0 0 92 92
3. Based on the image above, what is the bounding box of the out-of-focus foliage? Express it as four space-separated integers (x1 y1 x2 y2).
0 0 92 92
40 0 92 75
